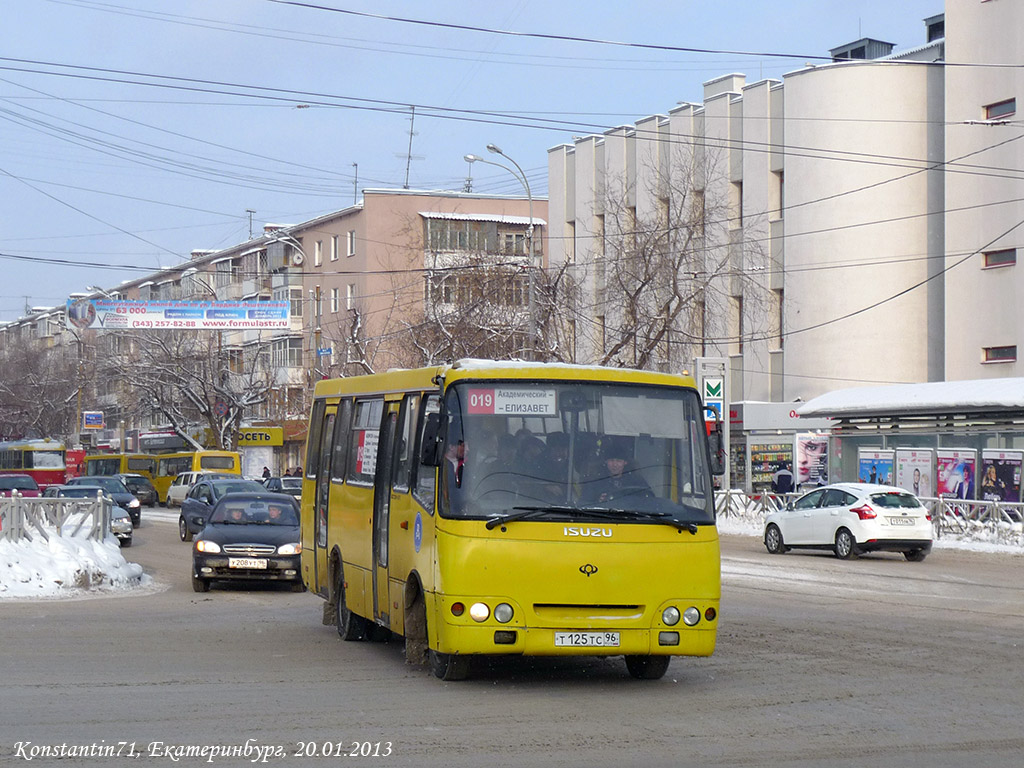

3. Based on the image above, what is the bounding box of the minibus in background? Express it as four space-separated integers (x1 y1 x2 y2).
82 453 157 479
300 360 724 681
153 450 241 505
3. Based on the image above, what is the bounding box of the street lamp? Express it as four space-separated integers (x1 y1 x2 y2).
464 145 537 359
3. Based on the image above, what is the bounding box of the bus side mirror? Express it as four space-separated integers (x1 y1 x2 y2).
707 428 726 476
420 412 443 466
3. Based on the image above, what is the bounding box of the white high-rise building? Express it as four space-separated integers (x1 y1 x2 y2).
547 0 1020 402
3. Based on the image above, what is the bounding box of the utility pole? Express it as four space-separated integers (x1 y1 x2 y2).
404 106 416 189
246 209 256 240
352 163 358 204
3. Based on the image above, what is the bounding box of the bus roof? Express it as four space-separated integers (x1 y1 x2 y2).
312 359 698 399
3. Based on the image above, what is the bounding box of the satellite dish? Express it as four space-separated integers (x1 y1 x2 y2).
291 252 305 265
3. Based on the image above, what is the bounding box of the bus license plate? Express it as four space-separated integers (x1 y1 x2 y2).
554 632 620 648
229 558 268 569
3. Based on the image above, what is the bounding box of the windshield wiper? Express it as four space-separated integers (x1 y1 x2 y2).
486 505 698 534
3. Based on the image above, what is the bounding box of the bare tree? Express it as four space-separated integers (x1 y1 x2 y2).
0 337 81 439
561 138 771 371
112 329 275 451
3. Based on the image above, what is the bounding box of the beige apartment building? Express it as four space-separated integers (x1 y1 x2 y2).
0 189 546 465
547 0 1021 403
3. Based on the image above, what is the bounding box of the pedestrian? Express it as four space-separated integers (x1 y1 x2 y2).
262 466 271 480
771 463 794 495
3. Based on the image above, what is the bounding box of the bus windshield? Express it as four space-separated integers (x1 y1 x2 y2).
440 381 714 526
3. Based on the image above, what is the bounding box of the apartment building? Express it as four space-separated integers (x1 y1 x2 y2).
0 190 546 466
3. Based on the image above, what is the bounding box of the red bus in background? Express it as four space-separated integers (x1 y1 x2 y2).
0 439 67 489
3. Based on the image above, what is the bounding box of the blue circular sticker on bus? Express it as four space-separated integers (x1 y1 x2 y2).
413 512 423 553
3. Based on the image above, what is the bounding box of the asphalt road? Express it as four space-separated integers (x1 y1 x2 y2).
1 511 1022 768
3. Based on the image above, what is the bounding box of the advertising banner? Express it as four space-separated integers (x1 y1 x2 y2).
979 450 1023 503
857 449 894 485
82 411 105 430
795 433 829 487
895 448 934 498
936 449 978 500
66 298 289 330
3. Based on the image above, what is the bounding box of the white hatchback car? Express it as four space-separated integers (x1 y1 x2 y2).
763 482 933 561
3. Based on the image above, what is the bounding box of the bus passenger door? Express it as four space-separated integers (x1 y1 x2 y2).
372 403 399 627
313 407 337 596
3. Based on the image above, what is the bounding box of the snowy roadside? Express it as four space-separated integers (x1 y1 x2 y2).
716 515 1024 556
0 532 148 600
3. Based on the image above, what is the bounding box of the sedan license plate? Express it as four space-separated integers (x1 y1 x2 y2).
228 558 268 569
554 632 620 648
888 516 915 526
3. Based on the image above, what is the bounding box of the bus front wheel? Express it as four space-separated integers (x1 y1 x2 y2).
429 649 470 681
625 655 670 680
335 574 367 641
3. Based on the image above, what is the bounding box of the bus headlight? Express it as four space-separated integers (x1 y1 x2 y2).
682 607 701 626
494 603 514 623
662 606 681 626
469 602 490 622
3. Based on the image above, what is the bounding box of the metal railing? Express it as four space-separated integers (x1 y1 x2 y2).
715 490 1024 549
0 492 112 543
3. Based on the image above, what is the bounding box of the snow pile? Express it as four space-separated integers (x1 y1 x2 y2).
0 530 146 599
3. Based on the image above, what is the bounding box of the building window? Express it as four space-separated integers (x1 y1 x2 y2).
346 283 356 310
290 288 303 318
347 230 356 257
983 345 1016 364
330 235 339 262
314 240 323 267
330 287 339 313
985 99 1016 120
983 248 1016 268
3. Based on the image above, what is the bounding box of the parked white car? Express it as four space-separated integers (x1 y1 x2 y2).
763 482 933 561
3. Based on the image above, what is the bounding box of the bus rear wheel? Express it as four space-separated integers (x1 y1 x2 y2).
625 655 671 680
429 650 470 681
335 573 367 641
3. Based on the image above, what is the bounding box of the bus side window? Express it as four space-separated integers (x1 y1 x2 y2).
330 399 352 484
305 400 326 479
347 399 383 484
412 394 440 514
392 394 420 492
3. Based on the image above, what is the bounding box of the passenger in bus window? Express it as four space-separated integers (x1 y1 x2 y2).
584 436 653 505
537 432 572 500
442 439 468 515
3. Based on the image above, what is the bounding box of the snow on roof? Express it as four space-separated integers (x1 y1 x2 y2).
418 211 546 226
797 377 1024 418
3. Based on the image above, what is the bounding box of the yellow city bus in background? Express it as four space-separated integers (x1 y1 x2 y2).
82 453 157 479
300 360 724 680
153 450 242 504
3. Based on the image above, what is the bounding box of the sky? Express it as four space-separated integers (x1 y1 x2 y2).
0 0 944 323
1 509 1018 600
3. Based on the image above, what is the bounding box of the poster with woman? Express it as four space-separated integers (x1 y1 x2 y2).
895 448 934 498
936 449 977 499
796 433 828 487
979 450 1022 503
857 449 894 485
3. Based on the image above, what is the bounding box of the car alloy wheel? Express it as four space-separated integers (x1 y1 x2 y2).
764 524 787 555
834 528 857 559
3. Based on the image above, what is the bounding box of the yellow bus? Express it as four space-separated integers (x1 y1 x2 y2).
82 453 157 479
300 360 724 680
153 450 242 504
